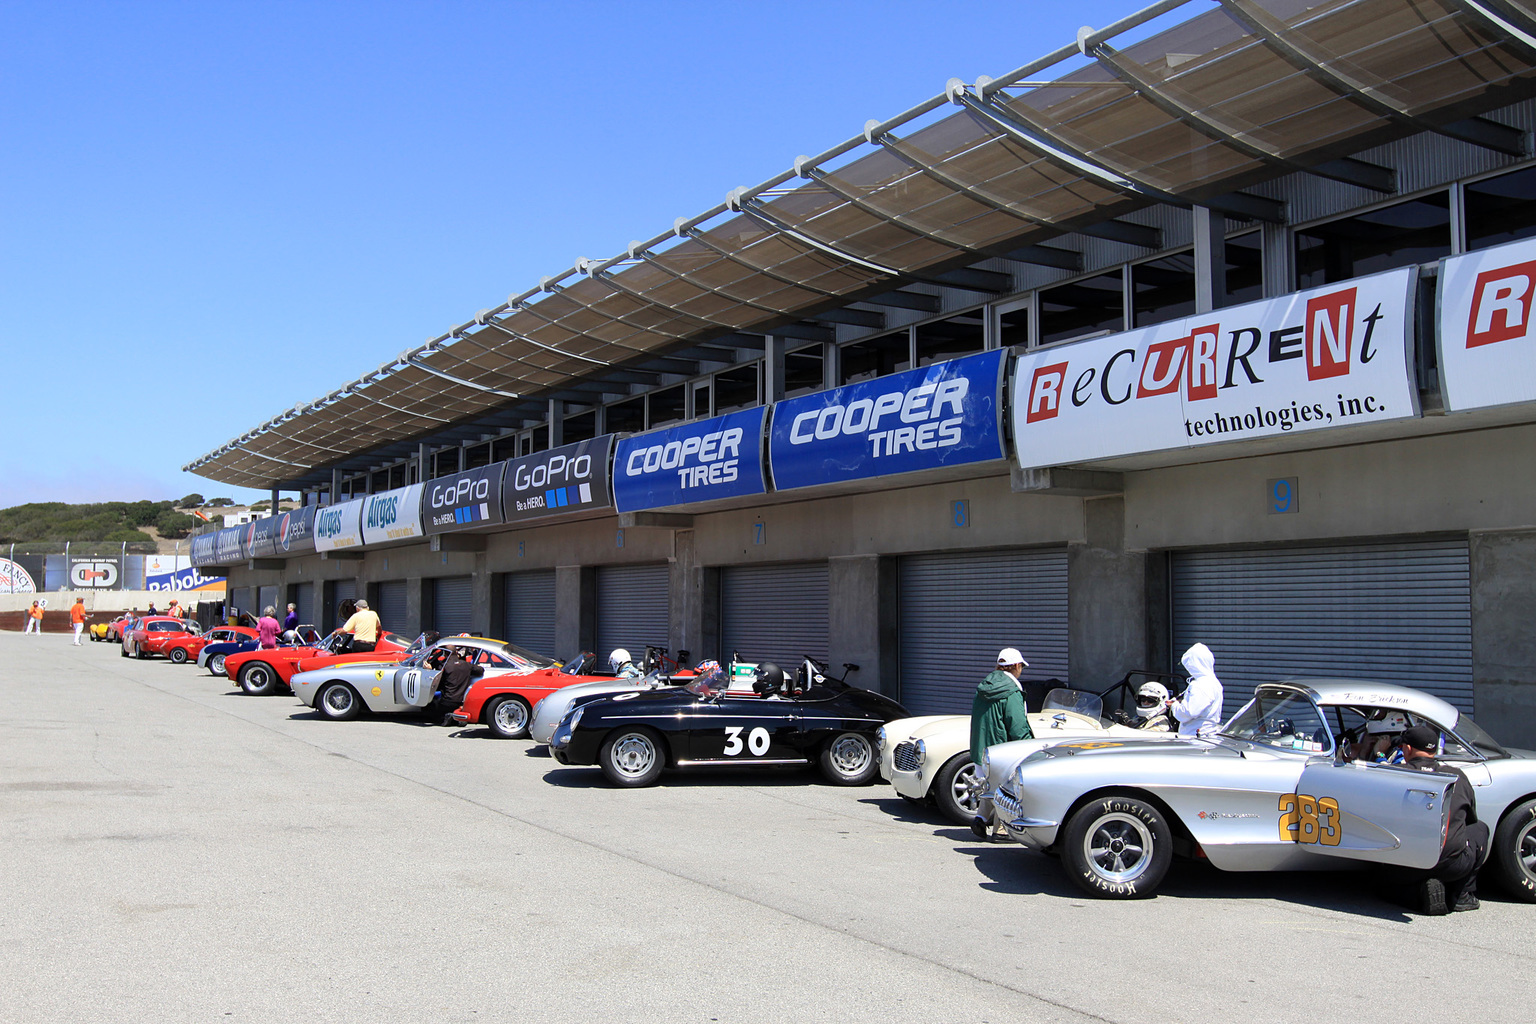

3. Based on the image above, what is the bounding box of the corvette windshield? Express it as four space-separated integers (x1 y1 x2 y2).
1223 688 1333 754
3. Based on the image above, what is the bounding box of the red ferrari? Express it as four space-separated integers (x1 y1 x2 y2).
452 649 693 739
169 624 257 665
223 630 412 695
123 617 201 660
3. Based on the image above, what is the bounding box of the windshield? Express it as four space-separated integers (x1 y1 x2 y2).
1042 688 1103 721
495 641 558 670
1451 716 1510 760
685 667 726 696
1223 688 1333 754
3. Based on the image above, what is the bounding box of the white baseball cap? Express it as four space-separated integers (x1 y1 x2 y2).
996 647 1027 667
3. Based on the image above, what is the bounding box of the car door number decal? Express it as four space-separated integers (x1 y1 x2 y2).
723 726 771 756
1278 794 1341 846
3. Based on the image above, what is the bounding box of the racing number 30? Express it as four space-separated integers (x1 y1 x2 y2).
1278 794 1342 845
723 726 771 756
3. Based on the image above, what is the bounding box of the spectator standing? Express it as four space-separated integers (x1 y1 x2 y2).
24 600 42 635
283 603 299 633
341 599 381 653
70 598 86 646
256 606 281 650
970 647 1034 765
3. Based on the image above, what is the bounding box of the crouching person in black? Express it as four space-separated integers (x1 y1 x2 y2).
1397 723 1489 914
427 644 474 727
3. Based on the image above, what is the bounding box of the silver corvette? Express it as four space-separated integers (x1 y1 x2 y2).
291 635 555 720
981 678 1536 900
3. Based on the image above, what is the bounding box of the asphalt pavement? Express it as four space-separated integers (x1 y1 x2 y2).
1 630 1532 1024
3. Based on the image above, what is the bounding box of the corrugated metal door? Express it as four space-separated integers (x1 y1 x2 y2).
721 563 829 667
504 570 556 656
228 588 251 618
257 586 278 617
331 579 357 628
432 576 474 636
898 549 1070 715
1171 539 1473 714
375 580 406 637
294 582 314 628
595 564 670 661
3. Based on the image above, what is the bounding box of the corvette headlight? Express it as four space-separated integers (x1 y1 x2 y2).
914 738 928 766
978 746 990 780
876 726 887 755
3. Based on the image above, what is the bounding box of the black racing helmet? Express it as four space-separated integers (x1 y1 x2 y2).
753 662 786 696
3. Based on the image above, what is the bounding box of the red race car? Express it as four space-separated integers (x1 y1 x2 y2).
101 613 137 643
452 648 693 739
223 630 413 696
173 625 259 665
122 616 202 660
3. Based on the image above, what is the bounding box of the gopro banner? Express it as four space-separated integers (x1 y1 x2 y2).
213 526 247 564
1437 237 1536 412
360 484 425 545
68 557 121 589
279 505 318 556
1011 267 1419 469
245 515 286 559
614 409 767 512
145 555 226 592
426 463 507 533
770 349 1005 491
502 435 615 524
313 499 365 552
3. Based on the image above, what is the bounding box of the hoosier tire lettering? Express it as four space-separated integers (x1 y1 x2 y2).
1061 796 1173 899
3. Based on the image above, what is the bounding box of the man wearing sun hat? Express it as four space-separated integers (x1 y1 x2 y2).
970 647 1034 768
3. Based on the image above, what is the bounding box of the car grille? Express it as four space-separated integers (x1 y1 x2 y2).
994 787 1022 820
893 742 922 773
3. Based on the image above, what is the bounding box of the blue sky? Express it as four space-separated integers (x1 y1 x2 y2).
1 0 1151 507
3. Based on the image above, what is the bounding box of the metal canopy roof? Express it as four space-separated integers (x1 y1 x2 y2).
187 0 1536 490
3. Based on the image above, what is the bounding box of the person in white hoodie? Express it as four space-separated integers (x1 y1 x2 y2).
1170 643 1224 738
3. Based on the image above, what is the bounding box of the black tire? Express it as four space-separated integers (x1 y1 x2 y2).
933 752 983 826
819 732 878 786
239 662 279 696
169 647 188 664
485 695 532 739
1490 797 1536 903
317 683 361 721
209 654 227 677
599 728 665 787
119 645 128 658
1061 795 1173 898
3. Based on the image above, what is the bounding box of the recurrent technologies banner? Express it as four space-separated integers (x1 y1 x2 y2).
770 349 1005 490
1437 236 1536 412
1011 267 1420 469
614 409 766 513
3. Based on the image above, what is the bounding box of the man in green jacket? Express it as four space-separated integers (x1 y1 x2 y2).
970 647 1034 761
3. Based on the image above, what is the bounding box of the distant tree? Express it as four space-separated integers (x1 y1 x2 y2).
250 500 271 511
155 511 200 539
206 497 235 507
103 528 154 544
179 493 205 507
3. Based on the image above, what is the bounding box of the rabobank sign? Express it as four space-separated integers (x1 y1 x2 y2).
614 409 766 513
769 349 1006 491
360 484 423 545
314 499 364 552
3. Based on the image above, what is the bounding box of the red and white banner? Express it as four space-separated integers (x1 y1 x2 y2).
1011 268 1419 470
1437 237 1536 412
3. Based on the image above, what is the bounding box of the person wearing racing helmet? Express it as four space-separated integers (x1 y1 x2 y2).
610 648 642 679
754 662 788 698
1350 710 1410 763
1131 681 1174 732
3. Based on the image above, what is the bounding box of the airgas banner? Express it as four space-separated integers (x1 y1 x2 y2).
245 515 285 558
1010 267 1419 469
770 349 1005 491
360 484 425 545
1437 237 1536 412
426 463 507 533
278 505 318 555
614 409 767 512
313 498 364 552
213 525 247 564
145 555 226 592
501 435 614 524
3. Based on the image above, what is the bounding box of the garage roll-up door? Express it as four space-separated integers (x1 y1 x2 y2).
1171 539 1473 714
331 579 357 629
899 549 1069 715
595 564 670 662
294 582 314 629
228 588 251 618
375 580 407 637
433 576 474 636
257 586 278 618
721 563 828 667
504 570 556 656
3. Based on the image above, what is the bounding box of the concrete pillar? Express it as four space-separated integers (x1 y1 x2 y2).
1470 529 1536 748
763 336 787 404
555 565 595 659
669 530 715 667
828 554 898 698
270 486 280 512
487 569 506 643
417 443 429 484
471 555 492 637
1067 497 1149 688
548 400 564 449
406 577 426 638
330 468 341 505
822 340 841 390
1193 206 1227 313
1261 221 1295 298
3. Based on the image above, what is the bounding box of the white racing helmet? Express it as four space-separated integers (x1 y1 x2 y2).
1366 710 1411 735
609 648 633 672
1135 681 1170 719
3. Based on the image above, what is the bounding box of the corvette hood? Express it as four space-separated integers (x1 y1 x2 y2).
1036 736 1238 758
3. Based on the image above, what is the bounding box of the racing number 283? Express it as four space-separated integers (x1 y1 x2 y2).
1278 794 1341 845
723 726 771 756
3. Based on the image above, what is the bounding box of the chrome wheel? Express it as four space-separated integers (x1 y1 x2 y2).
1083 812 1154 885
241 663 276 696
610 734 657 778
318 684 360 721
820 732 877 785
488 696 531 739
209 654 226 676
934 756 982 824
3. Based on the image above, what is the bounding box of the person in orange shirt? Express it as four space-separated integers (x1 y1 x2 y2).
70 598 87 646
24 600 44 635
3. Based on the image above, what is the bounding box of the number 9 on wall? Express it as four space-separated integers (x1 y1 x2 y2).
1267 477 1299 515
